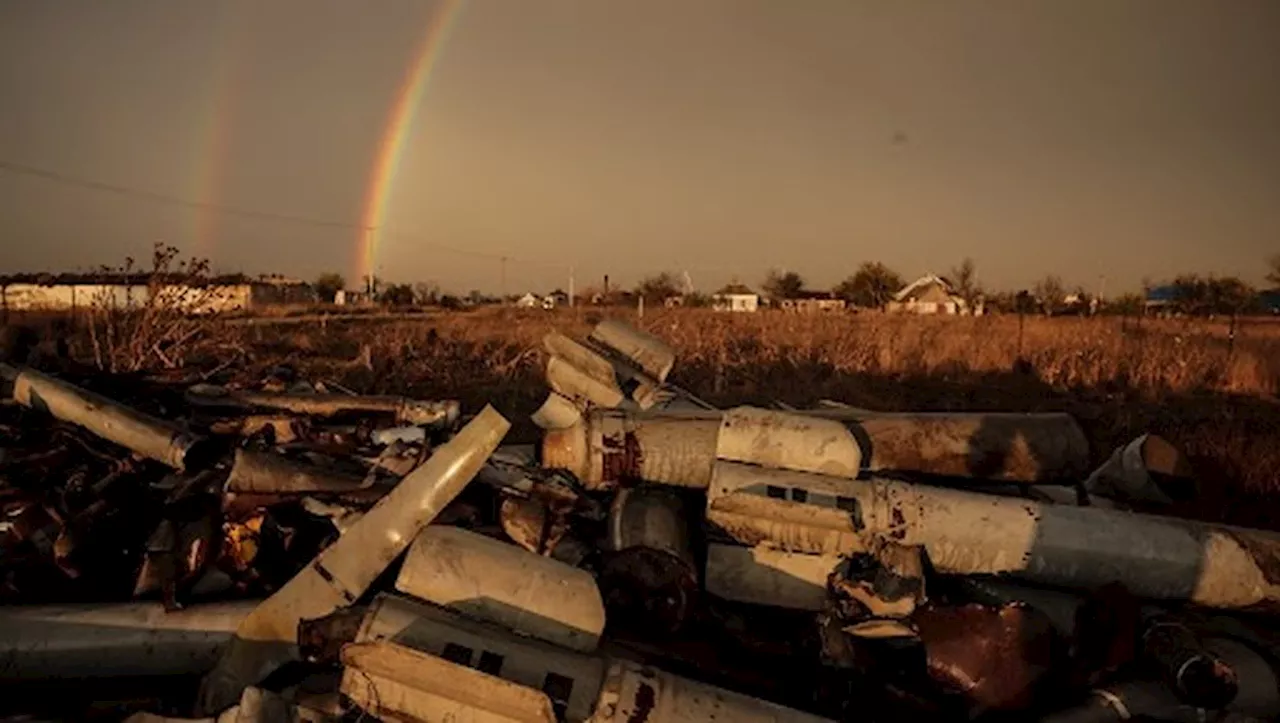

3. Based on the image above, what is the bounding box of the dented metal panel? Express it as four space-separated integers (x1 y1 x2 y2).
717 407 864 479
0 601 255 680
357 594 606 723
711 461 1280 612
6 364 203 470
395 526 606 652
704 543 841 611
588 659 835 723
341 641 557 723
224 449 378 496
196 406 510 715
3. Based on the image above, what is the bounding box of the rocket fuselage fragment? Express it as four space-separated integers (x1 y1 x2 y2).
185 386 460 428
542 406 1090 489
395 525 606 653
349 594 835 723
4 364 204 470
196 406 510 715
0 601 256 680
707 461 1280 613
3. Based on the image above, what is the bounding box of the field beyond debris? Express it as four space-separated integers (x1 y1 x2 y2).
11 307 1280 528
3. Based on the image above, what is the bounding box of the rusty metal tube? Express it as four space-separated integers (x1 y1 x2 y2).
0 601 256 680
542 406 1089 489
196 406 510 715
4 364 203 469
186 386 459 427
711 461 1280 612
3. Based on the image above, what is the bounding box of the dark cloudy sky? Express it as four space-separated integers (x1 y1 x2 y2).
1 0 1277 295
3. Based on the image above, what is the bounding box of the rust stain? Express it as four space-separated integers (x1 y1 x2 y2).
625 681 656 723
601 430 644 483
889 506 907 541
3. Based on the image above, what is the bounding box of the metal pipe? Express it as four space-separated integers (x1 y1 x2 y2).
542 406 1089 489
4 364 204 470
0 601 256 680
196 406 510 715
601 487 698 632
395 526 606 652
710 461 1280 612
185 386 459 428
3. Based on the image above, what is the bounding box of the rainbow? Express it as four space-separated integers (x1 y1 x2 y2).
355 0 465 284
191 6 248 262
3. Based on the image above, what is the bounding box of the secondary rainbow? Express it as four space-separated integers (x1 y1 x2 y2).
355 0 465 283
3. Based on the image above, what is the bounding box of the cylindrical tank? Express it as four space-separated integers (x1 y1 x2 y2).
395 526 606 652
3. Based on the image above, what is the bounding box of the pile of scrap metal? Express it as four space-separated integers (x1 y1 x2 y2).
3 319 1280 723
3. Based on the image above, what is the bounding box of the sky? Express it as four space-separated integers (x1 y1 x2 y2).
1 0 1277 296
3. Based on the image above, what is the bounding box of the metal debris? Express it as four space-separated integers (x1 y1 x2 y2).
3 317 1280 723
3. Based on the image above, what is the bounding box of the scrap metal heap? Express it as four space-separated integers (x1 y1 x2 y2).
2 319 1280 722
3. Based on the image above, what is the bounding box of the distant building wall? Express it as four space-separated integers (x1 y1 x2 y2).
1 283 148 311
713 294 759 313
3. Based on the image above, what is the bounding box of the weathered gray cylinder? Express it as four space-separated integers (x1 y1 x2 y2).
542 406 1089 489
0 601 255 680
710 461 1280 612
602 487 698 631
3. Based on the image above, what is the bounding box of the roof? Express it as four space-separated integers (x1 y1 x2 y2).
787 290 840 301
715 283 757 296
893 274 957 302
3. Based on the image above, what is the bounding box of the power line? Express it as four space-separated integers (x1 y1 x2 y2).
0 158 568 269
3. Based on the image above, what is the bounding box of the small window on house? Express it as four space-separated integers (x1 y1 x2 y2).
477 650 505 676
441 643 475 666
790 488 809 503
766 485 786 499
542 672 575 720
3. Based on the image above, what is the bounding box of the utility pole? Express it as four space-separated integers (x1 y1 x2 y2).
569 266 575 308
499 257 507 300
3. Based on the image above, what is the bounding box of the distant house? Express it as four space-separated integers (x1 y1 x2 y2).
515 292 541 308
886 274 970 315
712 283 760 313
663 295 686 308
1261 289 1280 315
1144 285 1178 314
779 291 847 314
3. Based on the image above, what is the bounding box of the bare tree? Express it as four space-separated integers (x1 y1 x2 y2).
635 272 680 302
1033 275 1066 312
763 269 805 300
1267 254 1280 287
949 258 981 306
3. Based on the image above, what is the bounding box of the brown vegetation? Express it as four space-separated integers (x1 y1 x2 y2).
9 306 1280 528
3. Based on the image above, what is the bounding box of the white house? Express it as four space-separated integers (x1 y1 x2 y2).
886 274 974 315
712 283 760 313
515 292 541 309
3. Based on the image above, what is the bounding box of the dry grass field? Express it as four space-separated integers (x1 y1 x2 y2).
11 306 1280 529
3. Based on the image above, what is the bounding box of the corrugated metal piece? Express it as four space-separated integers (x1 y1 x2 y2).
395 526 606 652
196 407 510 715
